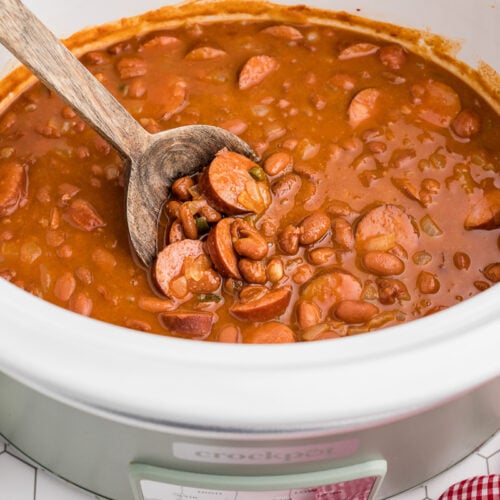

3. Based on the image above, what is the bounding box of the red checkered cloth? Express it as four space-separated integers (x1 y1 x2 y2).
439 475 500 500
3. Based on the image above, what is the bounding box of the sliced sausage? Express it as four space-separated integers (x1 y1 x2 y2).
206 217 241 279
301 271 362 320
160 80 188 120
245 321 296 344
63 199 106 231
355 204 419 253
338 43 379 60
154 239 206 297
261 25 303 41
0 161 28 217
348 88 381 128
199 150 270 215
238 55 279 90
379 44 407 70
410 79 461 128
230 286 291 322
160 311 214 338
464 189 500 230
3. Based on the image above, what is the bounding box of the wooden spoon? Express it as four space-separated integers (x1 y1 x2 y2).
0 0 256 266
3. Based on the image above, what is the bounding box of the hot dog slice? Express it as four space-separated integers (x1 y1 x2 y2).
199 150 270 215
154 239 205 297
0 161 27 217
464 189 500 230
230 286 291 322
355 204 419 253
206 217 241 279
301 270 362 320
160 311 214 338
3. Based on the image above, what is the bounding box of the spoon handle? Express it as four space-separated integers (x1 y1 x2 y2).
0 0 151 161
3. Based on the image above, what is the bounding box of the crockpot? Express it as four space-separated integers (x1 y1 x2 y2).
0 1 499 499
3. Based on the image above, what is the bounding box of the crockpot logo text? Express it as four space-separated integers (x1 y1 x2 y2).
172 441 359 465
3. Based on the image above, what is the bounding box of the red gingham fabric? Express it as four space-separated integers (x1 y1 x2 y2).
438 475 500 500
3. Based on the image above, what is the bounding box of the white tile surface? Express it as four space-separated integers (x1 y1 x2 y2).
0 431 498 500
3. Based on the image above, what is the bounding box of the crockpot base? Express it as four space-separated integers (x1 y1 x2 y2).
1 372 498 500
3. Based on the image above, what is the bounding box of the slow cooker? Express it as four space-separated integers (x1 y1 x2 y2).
0 1 499 499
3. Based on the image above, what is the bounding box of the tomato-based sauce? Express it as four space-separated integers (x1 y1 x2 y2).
0 17 498 342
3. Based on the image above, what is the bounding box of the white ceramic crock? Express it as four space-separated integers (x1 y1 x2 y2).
0 1 499 499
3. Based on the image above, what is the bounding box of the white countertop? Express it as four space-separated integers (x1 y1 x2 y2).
0 430 498 500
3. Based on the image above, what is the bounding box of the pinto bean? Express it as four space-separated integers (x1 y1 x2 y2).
417 271 440 294
63 199 106 232
266 257 284 283
230 287 291 322
298 211 330 245
154 239 206 297
308 247 337 265
199 150 270 215
53 271 76 302
464 189 500 230
355 204 419 253
206 217 241 279
217 325 241 343
296 300 321 329
160 311 214 338
69 292 93 316
482 262 500 283
411 79 461 128
453 252 471 270
138 296 175 313
238 55 279 90
0 161 27 217
362 251 405 276
264 151 293 176
178 203 198 240
168 219 185 244
334 300 379 324
379 44 407 70
348 88 381 128
231 219 268 260
278 224 300 255
238 258 267 284
376 278 410 305
451 109 481 138
245 321 296 344
171 176 194 201
331 217 354 249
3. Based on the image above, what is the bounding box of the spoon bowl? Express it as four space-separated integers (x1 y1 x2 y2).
0 0 256 267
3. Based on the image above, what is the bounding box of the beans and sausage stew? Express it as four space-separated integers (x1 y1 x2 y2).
0 14 498 343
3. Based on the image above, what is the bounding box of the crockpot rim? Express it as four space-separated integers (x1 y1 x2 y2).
0 0 499 433
1 277 498 432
